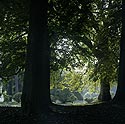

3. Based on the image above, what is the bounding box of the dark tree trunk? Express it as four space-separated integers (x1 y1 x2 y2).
21 0 50 115
113 1 125 104
7 80 13 102
14 75 19 93
18 72 24 92
98 77 111 102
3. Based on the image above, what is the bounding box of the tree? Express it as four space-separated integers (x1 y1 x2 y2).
0 0 28 79
0 0 122 108
113 0 125 104
92 0 121 101
21 0 50 115
0 0 51 115
49 0 121 102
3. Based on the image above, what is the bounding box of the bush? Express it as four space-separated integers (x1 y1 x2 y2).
50 88 77 104
12 92 22 103
73 91 83 100
2 92 12 102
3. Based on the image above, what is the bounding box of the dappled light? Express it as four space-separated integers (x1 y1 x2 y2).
49 0 120 105
1 0 125 123
50 65 118 106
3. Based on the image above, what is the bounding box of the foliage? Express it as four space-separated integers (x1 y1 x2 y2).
0 0 122 103
50 88 78 103
50 69 64 89
0 0 29 79
48 0 95 71
50 64 100 94
90 0 121 86
3 93 11 102
49 0 121 95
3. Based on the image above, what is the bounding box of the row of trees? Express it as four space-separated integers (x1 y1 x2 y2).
0 0 125 115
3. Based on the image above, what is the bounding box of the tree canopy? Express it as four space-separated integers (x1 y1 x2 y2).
49 0 121 94
0 0 122 102
0 0 29 79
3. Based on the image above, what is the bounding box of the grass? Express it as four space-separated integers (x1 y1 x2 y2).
0 102 21 107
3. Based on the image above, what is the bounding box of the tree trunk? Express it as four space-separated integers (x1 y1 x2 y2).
7 80 13 102
98 77 111 102
21 0 50 115
14 75 19 93
113 1 125 103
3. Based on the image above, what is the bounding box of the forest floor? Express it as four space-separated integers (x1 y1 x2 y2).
0 102 125 124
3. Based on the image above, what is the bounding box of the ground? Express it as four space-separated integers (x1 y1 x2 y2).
0 102 125 124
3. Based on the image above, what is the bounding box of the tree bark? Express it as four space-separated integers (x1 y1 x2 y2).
14 75 19 93
113 1 125 104
7 80 13 102
21 0 51 115
98 77 111 102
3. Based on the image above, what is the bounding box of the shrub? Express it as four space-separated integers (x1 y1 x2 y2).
12 92 22 103
2 91 12 102
73 91 83 100
50 88 78 104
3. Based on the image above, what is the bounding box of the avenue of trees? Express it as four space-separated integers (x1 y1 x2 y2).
0 0 125 115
